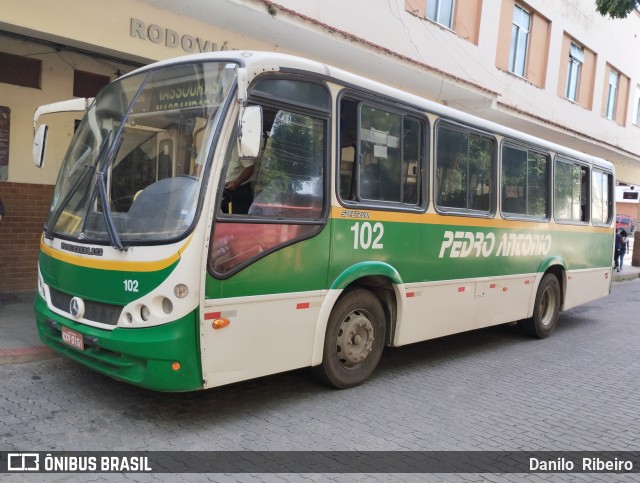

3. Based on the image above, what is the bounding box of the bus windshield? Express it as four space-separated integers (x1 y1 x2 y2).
45 61 238 245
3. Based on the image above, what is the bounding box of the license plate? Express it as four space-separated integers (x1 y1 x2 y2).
61 325 85 351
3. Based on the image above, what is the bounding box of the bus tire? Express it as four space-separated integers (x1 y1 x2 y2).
520 273 561 339
314 289 386 389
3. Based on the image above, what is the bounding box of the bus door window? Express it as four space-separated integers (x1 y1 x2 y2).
211 76 331 276
249 110 324 218
212 108 327 274
219 136 259 215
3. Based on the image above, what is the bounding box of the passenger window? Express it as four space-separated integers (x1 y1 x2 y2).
436 123 494 213
501 143 549 218
338 98 423 207
554 158 588 222
592 169 613 225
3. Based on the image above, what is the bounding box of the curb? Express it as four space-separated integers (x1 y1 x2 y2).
612 267 640 282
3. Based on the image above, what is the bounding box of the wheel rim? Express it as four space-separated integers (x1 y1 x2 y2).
540 285 559 328
336 309 375 368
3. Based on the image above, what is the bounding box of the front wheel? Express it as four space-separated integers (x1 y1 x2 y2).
313 289 386 389
519 273 561 339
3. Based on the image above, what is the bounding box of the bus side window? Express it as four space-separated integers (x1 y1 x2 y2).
501 143 549 218
338 97 422 207
554 157 587 223
592 169 613 225
339 98 358 200
436 123 493 213
436 127 468 209
580 166 589 222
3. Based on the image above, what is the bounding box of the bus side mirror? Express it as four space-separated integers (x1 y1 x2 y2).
238 105 262 158
33 124 48 168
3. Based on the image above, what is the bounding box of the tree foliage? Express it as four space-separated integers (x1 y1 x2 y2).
595 0 638 19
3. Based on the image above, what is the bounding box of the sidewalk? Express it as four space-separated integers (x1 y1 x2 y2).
2 263 640 365
0 291 57 364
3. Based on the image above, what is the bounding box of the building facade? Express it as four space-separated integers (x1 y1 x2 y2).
1 0 639 292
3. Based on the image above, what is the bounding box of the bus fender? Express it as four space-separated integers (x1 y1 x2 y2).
329 261 403 290
536 256 567 275
527 256 567 316
310 262 404 366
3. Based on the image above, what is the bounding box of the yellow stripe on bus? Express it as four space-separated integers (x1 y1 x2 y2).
331 207 613 233
40 235 192 272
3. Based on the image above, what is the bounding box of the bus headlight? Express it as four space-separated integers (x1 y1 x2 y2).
141 305 150 321
162 297 173 314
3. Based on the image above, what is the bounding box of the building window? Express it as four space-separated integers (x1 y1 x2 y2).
427 0 454 28
509 5 531 77
565 43 584 102
605 70 619 120
558 35 595 110
73 70 110 98
633 85 640 126
0 51 42 89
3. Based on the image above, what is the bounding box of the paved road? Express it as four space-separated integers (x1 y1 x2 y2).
1 279 640 482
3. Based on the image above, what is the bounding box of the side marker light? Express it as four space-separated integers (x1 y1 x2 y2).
212 318 230 330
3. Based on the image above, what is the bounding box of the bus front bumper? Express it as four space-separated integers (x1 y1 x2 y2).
34 295 203 392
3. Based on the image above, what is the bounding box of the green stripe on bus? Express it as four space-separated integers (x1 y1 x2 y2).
39 250 179 304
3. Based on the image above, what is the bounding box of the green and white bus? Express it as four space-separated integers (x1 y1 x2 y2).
34 52 615 392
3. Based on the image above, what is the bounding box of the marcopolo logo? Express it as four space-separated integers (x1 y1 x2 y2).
439 230 552 259
60 242 103 257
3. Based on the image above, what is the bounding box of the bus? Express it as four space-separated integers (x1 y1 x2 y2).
33 51 615 392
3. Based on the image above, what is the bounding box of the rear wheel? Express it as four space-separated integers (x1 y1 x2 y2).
520 273 561 339
313 289 386 389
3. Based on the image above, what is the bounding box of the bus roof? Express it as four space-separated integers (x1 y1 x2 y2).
124 51 613 173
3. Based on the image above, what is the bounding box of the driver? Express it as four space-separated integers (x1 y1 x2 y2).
221 143 257 215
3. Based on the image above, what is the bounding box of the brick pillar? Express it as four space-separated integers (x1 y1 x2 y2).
0 182 54 293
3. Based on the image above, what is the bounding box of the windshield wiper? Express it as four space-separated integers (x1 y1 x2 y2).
96 137 125 251
44 137 109 240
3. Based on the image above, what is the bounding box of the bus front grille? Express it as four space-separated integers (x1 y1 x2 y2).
49 288 122 326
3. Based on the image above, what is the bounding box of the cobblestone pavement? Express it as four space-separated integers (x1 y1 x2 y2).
1 280 640 482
